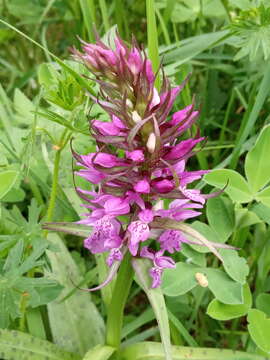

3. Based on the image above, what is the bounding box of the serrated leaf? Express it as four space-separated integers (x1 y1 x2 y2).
248 309 270 354
47 234 105 356
0 329 80 360
207 283 252 320
219 249 249 284
245 125 270 193
204 169 253 203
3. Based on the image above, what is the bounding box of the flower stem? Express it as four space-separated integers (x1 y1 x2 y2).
106 252 134 351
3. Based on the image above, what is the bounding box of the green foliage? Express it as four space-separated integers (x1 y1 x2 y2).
205 125 270 206
247 309 270 354
1 1 270 358
0 329 80 360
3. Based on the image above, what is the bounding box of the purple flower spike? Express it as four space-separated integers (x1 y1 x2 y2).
71 33 219 290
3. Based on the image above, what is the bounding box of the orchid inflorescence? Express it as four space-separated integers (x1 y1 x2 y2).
72 34 220 289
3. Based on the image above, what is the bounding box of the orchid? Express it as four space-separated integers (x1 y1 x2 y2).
71 34 228 289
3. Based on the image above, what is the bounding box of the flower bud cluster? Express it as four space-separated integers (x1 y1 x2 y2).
73 35 210 288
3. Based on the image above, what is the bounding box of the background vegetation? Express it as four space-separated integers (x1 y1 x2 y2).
0 0 270 359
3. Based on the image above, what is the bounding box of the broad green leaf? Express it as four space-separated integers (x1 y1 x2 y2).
162 262 198 297
47 234 105 356
207 284 252 320
252 203 270 225
206 196 235 241
133 258 172 360
245 125 270 193
256 293 270 317
205 269 243 305
190 221 221 253
0 329 79 360
219 249 249 284
204 170 253 203
38 63 58 88
247 309 270 354
0 170 18 200
14 88 34 124
235 208 261 229
120 341 266 359
255 186 270 207
83 345 115 360
163 263 243 304
181 243 206 267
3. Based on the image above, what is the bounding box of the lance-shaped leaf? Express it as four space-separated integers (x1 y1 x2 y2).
0 329 80 360
42 222 91 237
120 341 266 360
132 258 172 360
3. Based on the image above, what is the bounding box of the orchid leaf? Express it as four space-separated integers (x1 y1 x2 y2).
42 222 91 237
83 345 115 360
0 329 80 360
47 234 105 356
120 341 266 360
132 258 172 360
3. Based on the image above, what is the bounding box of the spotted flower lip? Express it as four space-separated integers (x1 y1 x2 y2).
71 33 224 289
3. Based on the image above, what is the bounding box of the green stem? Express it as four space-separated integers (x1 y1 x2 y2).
106 252 134 350
44 129 69 236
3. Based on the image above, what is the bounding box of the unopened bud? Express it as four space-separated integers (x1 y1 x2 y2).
53 145 61 151
132 111 142 123
146 133 156 154
195 272 208 287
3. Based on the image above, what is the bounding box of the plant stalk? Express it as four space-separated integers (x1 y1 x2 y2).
106 252 134 351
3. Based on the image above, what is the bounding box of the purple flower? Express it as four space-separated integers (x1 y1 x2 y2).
71 33 218 289
141 247 175 288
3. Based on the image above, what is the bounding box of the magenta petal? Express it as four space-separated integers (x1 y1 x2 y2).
164 138 204 160
134 179 150 194
155 255 175 269
149 267 162 288
106 248 123 267
126 149 145 162
151 178 174 194
93 120 121 136
94 153 118 167
138 209 154 223
128 221 150 256
180 187 205 204
140 246 155 260
104 197 130 215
